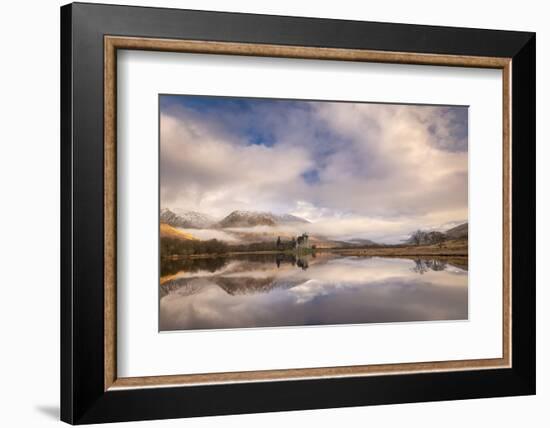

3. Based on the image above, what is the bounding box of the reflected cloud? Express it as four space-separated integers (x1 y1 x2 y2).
160 255 468 331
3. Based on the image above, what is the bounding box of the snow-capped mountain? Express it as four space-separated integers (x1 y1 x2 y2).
275 213 310 224
217 210 310 228
160 209 215 229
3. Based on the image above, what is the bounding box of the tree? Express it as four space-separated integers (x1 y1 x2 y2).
429 231 446 246
408 230 446 246
410 230 424 246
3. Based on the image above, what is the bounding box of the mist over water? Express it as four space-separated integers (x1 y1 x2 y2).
159 254 468 331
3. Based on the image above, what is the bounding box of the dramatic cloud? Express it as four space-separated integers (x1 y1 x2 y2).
160 95 468 243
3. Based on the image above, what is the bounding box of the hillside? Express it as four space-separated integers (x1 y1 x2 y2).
445 222 468 240
333 238 468 258
160 223 197 241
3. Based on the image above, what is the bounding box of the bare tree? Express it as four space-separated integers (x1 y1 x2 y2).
409 230 446 246
410 230 424 246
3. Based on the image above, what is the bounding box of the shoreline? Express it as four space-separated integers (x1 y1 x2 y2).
163 247 468 260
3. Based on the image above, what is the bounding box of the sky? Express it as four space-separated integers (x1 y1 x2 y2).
160 94 468 244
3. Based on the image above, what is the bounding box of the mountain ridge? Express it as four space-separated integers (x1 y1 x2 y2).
161 208 311 229
216 210 310 228
160 209 215 229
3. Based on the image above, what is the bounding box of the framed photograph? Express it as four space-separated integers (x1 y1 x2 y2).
61 2 536 424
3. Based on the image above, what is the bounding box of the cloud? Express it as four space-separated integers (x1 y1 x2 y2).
160 111 313 217
160 97 468 242
309 103 468 216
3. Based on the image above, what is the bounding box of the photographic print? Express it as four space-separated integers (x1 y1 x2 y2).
159 95 468 331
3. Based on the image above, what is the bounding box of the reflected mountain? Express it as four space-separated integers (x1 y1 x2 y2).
214 276 304 296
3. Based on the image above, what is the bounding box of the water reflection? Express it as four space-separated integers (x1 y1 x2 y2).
412 258 449 274
159 254 468 331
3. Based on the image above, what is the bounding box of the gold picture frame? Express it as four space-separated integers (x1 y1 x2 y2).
103 35 512 391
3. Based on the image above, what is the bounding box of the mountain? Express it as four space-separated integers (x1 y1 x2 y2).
345 238 380 247
160 209 215 229
217 210 310 228
445 222 468 240
217 211 276 228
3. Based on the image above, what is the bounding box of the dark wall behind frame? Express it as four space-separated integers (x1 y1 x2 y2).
61 2 535 424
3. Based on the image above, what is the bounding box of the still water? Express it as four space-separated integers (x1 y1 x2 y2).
159 254 468 331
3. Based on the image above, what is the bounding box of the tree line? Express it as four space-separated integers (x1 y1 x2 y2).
161 237 288 257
